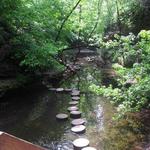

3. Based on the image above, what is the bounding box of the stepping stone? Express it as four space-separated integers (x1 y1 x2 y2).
67 106 78 112
71 92 80 96
73 138 89 150
69 101 79 106
56 88 64 92
56 113 68 120
70 111 81 119
49 88 56 91
71 90 80 96
82 147 97 150
71 119 85 126
72 89 80 92
71 125 86 134
64 88 72 92
72 96 80 101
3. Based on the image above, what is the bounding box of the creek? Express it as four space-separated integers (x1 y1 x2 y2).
0 55 149 150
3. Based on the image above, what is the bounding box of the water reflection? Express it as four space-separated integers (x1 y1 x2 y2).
62 65 147 150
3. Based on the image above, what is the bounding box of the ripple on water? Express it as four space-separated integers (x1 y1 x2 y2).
36 138 74 150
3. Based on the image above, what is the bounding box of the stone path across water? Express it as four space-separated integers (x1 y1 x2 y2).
55 88 97 150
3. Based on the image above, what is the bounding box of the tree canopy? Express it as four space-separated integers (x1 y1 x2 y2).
0 0 143 71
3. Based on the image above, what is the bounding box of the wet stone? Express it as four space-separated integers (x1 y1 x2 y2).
67 106 78 112
71 119 85 126
72 96 80 101
56 88 64 92
72 89 80 92
73 138 89 150
69 101 79 106
56 113 68 120
71 125 86 134
64 88 72 92
82 147 97 150
71 90 80 96
49 88 56 91
70 111 82 119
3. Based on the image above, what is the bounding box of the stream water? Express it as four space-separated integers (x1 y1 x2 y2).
0 58 149 150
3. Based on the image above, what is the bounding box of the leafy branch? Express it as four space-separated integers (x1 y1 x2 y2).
55 0 82 42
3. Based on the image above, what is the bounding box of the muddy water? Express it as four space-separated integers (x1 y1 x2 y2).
0 63 149 150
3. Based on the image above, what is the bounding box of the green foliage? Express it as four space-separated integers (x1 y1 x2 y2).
0 0 143 72
0 0 149 77
101 33 138 66
89 84 122 102
90 77 150 116
101 30 150 67
115 0 141 32
90 30 150 115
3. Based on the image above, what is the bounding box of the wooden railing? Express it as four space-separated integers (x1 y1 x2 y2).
0 131 46 150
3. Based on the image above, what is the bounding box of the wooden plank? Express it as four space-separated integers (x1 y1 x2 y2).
0 131 46 150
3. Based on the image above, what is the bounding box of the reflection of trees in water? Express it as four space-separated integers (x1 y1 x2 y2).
55 64 146 150
73 66 102 91
25 92 71 148
61 64 102 90
27 99 47 122
61 65 103 128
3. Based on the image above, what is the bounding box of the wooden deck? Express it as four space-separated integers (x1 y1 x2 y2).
0 131 46 150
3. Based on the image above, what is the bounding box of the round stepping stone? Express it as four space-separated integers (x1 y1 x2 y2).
71 119 85 126
56 113 68 120
71 90 80 96
71 125 86 134
70 111 81 119
49 88 56 91
72 96 80 101
82 147 97 150
64 88 72 92
71 92 80 96
69 101 79 106
67 106 78 112
56 88 64 92
72 89 80 92
73 138 89 150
